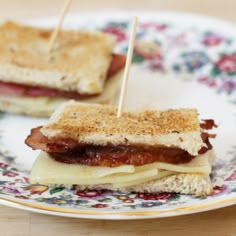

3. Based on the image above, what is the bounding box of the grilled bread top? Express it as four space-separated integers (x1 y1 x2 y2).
0 21 116 94
41 100 204 156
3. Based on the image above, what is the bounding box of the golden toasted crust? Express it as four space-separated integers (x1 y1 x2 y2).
41 101 204 155
0 21 116 94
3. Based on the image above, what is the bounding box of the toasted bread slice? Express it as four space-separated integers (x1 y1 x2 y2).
0 69 123 117
0 21 116 94
41 101 204 155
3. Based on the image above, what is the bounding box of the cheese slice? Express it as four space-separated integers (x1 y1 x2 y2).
30 150 213 187
30 152 158 185
113 170 174 188
30 152 135 181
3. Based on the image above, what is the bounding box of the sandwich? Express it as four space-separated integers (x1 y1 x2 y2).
25 100 216 196
0 21 126 116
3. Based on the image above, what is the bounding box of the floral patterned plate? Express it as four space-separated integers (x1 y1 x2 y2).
1 11 236 219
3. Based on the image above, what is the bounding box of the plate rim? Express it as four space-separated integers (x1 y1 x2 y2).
1 194 236 219
1 10 236 219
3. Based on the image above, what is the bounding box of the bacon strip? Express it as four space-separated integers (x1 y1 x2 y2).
25 126 213 167
107 54 126 77
200 119 218 130
25 126 78 153
0 54 126 99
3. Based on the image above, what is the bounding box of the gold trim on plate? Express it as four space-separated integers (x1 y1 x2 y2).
0 195 236 216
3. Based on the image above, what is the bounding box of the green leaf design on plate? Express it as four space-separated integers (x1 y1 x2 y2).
228 72 236 76
168 194 181 201
0 112 5 119
194 196 207 200
210 66 221 77
172 64 181 72
98 198 112 203
49 187 65 195
226 39 233 45
76 200 89 205
231 188 236 192
132 54 144 63
108 22 128 29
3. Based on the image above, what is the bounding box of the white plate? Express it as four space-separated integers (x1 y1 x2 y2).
0 11 236 219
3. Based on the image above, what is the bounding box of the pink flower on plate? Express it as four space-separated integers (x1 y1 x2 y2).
167 33 187 48
0 163 8 168
149 59 164 71
215 54 236 73
136 192 174 201
103 26 126 42
91 204 108 208
154 24 167 31
75 190 106 200
2 186 20 195
225 171 236 181
139 22 167 31
198 76 217 87
2 171 18 177
202 32 223 46
211 185 230 196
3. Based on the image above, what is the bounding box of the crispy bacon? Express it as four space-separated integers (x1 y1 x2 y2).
0 54 126 99
25 126 79 153
200 119 218 130
198 132 213 155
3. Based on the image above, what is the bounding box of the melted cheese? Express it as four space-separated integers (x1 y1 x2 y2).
30 151 213 187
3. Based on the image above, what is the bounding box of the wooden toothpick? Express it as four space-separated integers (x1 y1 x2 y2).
47 0 72 53
117 16 138 118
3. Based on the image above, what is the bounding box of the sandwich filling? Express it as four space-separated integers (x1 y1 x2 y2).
29 150 214 188
25 120 215 167
0 54 126 99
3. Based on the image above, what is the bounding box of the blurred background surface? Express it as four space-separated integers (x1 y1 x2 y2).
0 0 235 22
